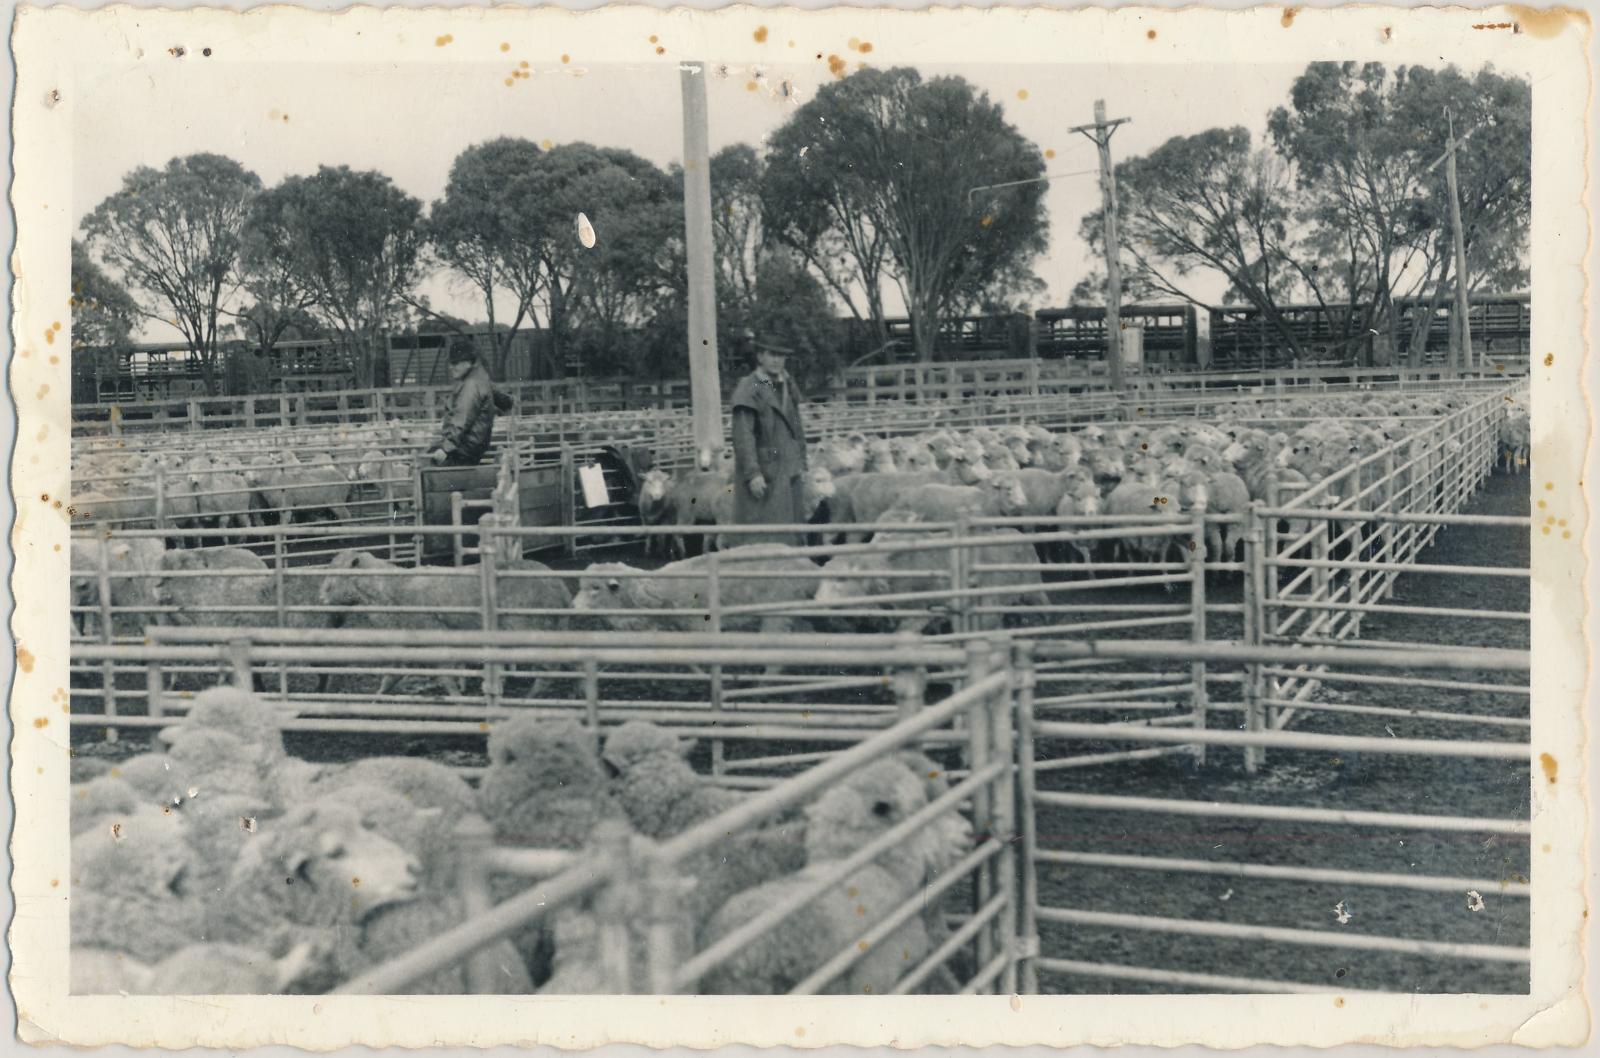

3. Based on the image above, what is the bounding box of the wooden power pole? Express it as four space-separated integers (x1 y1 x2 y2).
1071 100 1132 390
1426 109 1476 372
680 61 722 464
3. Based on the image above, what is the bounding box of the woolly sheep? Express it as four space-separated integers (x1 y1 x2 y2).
600 721 742 840
662 469 734 559
697 756 970 995
71 948 154 995
317 550 571 697
332 782 533 995
571 546 819 638
200 798 422 992
70 806 201 964
479 716 624 851
144 941 322 995
309 756 476 815
153 547 274 632
478 717 628 987
70 536 165 638
814 527 1049 635
70 775 142 834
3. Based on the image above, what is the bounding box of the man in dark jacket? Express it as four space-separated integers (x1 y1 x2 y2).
427 339 506 466
729 332 808 547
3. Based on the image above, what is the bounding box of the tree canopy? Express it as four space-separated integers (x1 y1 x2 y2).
81 153 260 393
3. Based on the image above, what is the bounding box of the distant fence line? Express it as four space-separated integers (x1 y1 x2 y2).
71 359 1529 438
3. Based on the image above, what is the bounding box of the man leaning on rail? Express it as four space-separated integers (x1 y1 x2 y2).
729 328 809 547
426 338 514 467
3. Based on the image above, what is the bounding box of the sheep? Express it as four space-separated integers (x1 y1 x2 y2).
70 948 154 995
332 782 534 995
477 717 629 987
200 798 423 993
153 546 274 632
478 716 626 851
70 806 202 964
316 550 572 697
697 755 971 995
70 536 166 637
70 775 143 834
156 726 276 806
1199 469 1252 565
188 465 256 541
142 941 323 995
826 471 946 539
636 468 675 558
245 454 353 524
571 546 820 639
309 755 476 815
175 792 274 899
600 721 743 840
663 469 734 559
813 527 1049 635
894 474 1029 523
1051 466 1103 571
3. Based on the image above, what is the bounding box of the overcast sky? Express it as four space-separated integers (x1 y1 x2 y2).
72 59 1305 342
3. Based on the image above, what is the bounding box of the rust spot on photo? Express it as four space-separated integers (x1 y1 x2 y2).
1280 7 1300 27
1543 353 1554 366
435 34 454 47
1507 5 1587 38
1146 29 1157 39
17 645 35 673
1540 752 1558 783
33 717 47 728
753 26 769 43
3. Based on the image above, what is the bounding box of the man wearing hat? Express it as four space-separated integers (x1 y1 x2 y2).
729 330 809 546
426 338 510 466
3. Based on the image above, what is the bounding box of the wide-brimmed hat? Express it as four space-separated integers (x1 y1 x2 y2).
737 328 797 357
448 338 478 364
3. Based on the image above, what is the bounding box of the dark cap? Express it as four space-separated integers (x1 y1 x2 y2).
448 338 478 364
741 329 796 357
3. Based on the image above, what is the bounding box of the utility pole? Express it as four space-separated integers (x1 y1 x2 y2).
1426 109 1476 372
680 61 722 464
1071 100 1132 390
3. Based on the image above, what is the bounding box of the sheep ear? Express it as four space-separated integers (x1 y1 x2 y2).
156 725 183 746
676 737 695 759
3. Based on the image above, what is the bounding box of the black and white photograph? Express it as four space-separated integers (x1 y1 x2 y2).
8 4 1591 1050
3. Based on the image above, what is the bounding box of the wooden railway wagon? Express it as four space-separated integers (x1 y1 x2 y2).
1207 292 1531 371
1034 303 1197 368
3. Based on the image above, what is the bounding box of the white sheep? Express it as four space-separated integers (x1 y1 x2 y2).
697 755 971 995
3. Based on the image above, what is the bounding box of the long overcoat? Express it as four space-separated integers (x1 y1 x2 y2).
729 371 808 546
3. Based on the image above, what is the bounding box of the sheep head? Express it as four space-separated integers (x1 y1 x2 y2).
602 720 692 778
242 801 421 925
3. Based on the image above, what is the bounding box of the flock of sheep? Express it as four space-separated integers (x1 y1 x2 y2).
72 391 1507 663
67 385 1524 994
71 686 969 995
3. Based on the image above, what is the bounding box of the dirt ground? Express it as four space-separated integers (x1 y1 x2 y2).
1031 466 1531 994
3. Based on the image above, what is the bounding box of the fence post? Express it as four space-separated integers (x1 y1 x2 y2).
593 820 638 993
890 637 927 722
226 638 254 691
1011 640 1040 995
454 814 507 994
145 660 165 722
1242 508 1265 774
480 524 501 709
641 849 684 995
582 660 601 737
450 491 465 568
949 514 971 641
96 537 117 739
707 551 725 777
273 532 289 700
153 464 167 531
992 638 1022 996
1187 511 1208 769
559 444 577 560
965 638 996 980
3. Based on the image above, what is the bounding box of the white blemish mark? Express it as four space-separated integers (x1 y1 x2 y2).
576 212 597 249
186 786 200 799
1219 888 1233 901
1384 725 1396 738
1008 994 1021 1012
1332 900 1353 925
1466 890 1485 912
